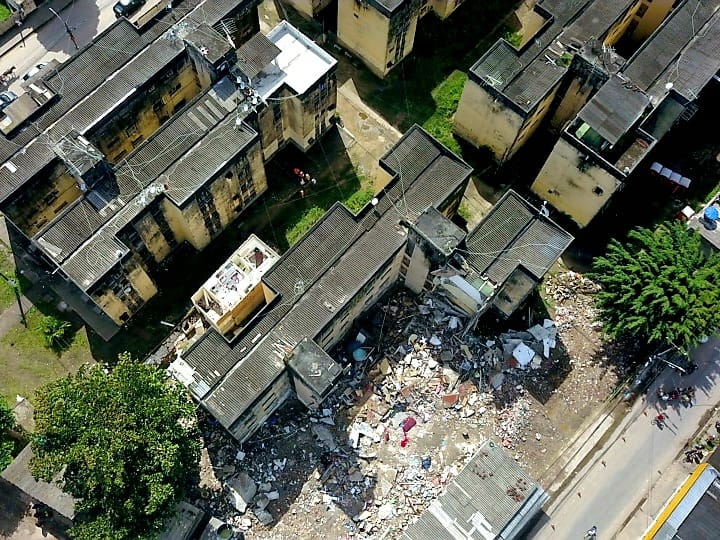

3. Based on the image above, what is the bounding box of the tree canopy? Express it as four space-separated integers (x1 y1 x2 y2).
30 357 200 540
591 221 720 353
1 396 15 470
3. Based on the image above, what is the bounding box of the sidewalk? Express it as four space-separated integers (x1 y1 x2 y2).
0 0 73 59
616 407 720 539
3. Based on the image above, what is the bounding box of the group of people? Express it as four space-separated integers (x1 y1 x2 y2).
0 66 15 86
293 168 317 198
657 385 696 407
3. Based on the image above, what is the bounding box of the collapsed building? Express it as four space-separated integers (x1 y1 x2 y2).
167 125 572 445
0 0 338 338
455 0 720 227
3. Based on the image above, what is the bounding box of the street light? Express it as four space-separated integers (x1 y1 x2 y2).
0 270 26 327
49 7 79 50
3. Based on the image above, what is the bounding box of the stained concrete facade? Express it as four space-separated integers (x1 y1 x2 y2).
0 1 337 338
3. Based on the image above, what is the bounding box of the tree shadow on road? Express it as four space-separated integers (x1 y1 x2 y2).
33 0 102 58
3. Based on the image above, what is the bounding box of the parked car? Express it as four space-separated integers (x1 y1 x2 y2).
22 63 48 81
0 91 18 113
113 0 145 18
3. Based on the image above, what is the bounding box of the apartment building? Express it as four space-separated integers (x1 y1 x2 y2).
0 0 337 338
453 0 720 227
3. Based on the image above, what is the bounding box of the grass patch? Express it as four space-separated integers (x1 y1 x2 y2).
284 186 376 246
0 307 93 403
458 202 472 222
0 3 12 24
0 244 32 312
422 70 468 156
286 206 326 246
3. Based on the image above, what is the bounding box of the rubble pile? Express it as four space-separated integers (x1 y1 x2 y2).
544 271 601 329
190 283 616 538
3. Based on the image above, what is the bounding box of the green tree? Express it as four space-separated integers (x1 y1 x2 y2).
30 357 200 540
1 397 16 470
591 222 720 353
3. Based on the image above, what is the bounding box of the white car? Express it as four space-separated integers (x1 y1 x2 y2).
22 63 47 81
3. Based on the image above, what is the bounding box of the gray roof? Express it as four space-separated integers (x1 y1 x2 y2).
411 206 466 256
56 78 257 290
462 190 573 286
1 445 76 519
236 32 281 79
402 440 548 540
623 0 720 100
286 338 343 398
578 76 650 145
470 0 642 114
180 126 472 434
365 0 410 17
469 0 591 114
184 23 232 65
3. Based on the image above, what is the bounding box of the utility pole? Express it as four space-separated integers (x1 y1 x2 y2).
49 7 78 50
15 19 25 48
0 271 26 327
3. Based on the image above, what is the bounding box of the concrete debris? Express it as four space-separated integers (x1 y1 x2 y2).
190 283 611 538
227 472 256 514
254 507 273 525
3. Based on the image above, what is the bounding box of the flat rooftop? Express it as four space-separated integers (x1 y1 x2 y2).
193 235 279 320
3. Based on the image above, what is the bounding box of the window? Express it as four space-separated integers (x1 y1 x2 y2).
168 82 182 95
124 121 138 137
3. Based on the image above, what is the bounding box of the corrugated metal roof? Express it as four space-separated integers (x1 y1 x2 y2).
402 440 547 540
469 0 595 113
35 199 105 262
58 80 255 291
236 32 281 79
578 76 650 145
623 0 720 95
463 190 572 287
0 0 261 204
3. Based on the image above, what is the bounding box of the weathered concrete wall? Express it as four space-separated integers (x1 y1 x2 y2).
133 212 173 263
429 0 465 19
603 2 640 45
316 248 404 351
630 0 673 41
338 0 393 78
285 0 333 18
90 255 158 325
453 78 525 161
338 0 421 78
3 161 81 236
230 371 293 443
507 83 559 157
283 75 337 151
531 137 620 227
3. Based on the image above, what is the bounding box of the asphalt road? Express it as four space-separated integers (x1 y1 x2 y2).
530 337 720 539
0 0 117 93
